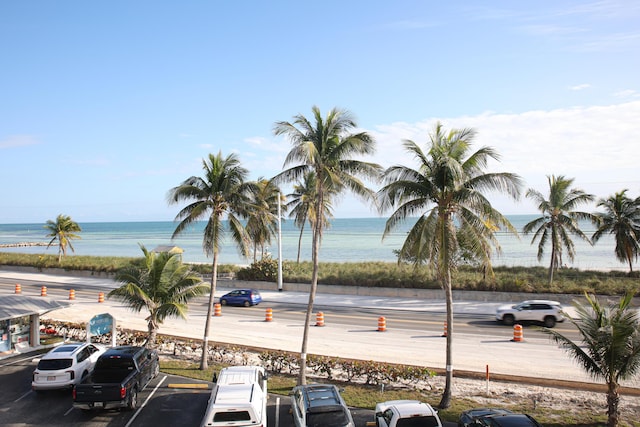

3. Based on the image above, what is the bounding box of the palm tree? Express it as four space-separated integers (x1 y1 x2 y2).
44 214 82 263
246 178 284 262
167 151 254 369
108 245 209 346
592 190 640 273
272 106 382 385
286 172 334 263
543 292 640 427
377 122 522 409
523 175 597 285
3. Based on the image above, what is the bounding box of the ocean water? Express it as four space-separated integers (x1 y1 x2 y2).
0 216 629 271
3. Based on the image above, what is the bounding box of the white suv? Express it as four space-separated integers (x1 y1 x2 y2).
496 300 565 328
32 342 106 391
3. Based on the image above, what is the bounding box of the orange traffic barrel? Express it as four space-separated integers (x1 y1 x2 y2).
69 289 76 300
98 292 105 303
40 286 47 297
377 316 386 332
442 321 448 337
315 311 325 327
265 308 273 322
14 283 22 294
512 324 523 342
214 303 222 316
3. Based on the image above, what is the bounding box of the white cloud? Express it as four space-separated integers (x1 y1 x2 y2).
569 83 591 91
0 135 39 149
613 89 638 98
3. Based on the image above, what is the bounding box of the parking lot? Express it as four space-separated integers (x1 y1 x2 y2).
0 352 377 427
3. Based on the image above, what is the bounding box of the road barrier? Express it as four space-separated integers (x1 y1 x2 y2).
14 283 21 294
377 316 386 332
315 311 325 327
40 286 47 297
265 307 273 322
512 324 523 342
69 289 76 300
214 303 222 316
98 292 105 303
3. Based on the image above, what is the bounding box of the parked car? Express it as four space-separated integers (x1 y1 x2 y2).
459 408 513 427
32 342 106 391
466 413 543 427
290 383 355 427
495 299 565 328
219 289 262 307
370 399 443 427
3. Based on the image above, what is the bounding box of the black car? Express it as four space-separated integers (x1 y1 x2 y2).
468 413 543 427
459 408 513 427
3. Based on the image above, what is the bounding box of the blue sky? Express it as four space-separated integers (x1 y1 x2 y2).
1 1 639 223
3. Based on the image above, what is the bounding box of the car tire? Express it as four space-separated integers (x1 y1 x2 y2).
127 388 138 410
243 300 250 307
544 316 557 328
502 314 515 326
220 299 228 306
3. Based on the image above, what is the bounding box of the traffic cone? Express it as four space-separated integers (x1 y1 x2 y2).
315 312 325 327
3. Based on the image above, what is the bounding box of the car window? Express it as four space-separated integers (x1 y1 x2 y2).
37 358 73 370
383 408 394 425
397 416 440 427
76 348 89 363
519 304 531 310
307 409 350 427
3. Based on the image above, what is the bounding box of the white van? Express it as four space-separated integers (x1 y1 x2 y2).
200 365 268 427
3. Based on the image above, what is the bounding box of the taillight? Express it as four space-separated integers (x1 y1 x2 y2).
72 386 76 400
67 370 75 380
120 386 126 399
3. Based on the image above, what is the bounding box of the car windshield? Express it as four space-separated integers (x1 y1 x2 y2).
397 416 440 427
37 358 73 370
307 409 350 427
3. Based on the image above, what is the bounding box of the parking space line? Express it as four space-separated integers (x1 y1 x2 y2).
124 375 167 427
275 396 280 427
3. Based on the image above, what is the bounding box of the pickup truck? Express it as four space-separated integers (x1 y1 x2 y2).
72 346 159 411
367 400 443 427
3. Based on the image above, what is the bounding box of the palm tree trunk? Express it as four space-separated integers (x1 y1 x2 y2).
607 381 620 427
438 265 454 409
548 245 556 285
200 252 218 370
296 223 305 263
148 319 157 348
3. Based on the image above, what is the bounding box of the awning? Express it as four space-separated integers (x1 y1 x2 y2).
0 295 71 321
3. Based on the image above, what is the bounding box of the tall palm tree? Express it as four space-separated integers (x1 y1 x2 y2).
523 175 597 285
246 178 284 262
167 151 254 369
286 171 334 263
108 245 209 346
543 292 640 427
592 190 640 273
44 214 82 263
272 106 382 385
377 122 522 409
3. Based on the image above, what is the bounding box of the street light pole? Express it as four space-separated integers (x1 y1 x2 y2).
277 192 283 291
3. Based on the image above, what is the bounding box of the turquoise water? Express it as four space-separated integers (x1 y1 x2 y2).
0 216 627 271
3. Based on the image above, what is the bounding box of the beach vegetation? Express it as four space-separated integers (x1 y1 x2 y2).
542 292 640 427
376 122 523 409
592 190 640 274
271 105 383 385
108 245 210 346
523 175 599 286
245 178 285 263
44 214 82 263
167 151 256 370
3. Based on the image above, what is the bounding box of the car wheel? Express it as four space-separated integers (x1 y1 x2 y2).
502 314 515 326
544 316 557 328
127 388 138 410
243 300 250 307
220 299 228 306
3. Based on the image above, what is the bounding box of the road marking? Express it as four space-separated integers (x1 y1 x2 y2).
275 396 280 427
167 383 208 389
0 355 38 368
14 391 32 403
124 375 167 427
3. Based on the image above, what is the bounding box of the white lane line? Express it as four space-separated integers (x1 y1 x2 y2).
124 375 167 427
275 396 280 427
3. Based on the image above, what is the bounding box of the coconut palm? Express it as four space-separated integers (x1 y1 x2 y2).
377 122 522 409
108 245 209 346
592 190 640 273
167 151 254 369
44 214 82 263
523 175 597 285
286 171 335 263
542 292 640 427
272 106 382 385
246 178 285 262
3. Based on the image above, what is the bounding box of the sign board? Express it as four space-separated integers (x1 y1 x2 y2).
89 313 114 335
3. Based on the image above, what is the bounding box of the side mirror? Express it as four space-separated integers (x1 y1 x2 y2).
212 372 218 383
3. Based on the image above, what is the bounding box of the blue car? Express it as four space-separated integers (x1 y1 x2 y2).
219 289 262 307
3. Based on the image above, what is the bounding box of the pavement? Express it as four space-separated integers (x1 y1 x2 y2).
2 269 638 390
